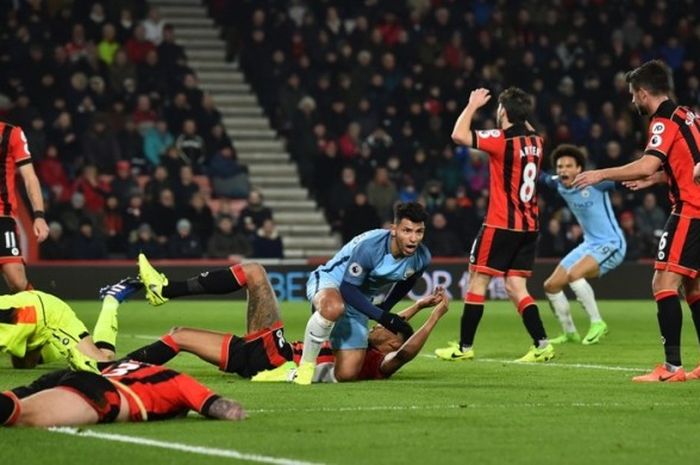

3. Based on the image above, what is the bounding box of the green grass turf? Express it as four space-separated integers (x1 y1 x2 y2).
3 298 700 465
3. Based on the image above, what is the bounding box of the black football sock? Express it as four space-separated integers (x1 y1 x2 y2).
163 265 247 298
460 293 485 349
518 296 548 347
0 392 19 426
656 291 682 367
125 335 180 365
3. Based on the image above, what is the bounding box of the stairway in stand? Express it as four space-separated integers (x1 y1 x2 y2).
150 0 340 258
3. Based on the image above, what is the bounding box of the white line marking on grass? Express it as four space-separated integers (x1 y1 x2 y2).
245 401 696 414
419 354 643 372
49 427 326 465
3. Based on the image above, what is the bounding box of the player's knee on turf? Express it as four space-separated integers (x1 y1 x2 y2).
334 366 360 382
504 277 528 301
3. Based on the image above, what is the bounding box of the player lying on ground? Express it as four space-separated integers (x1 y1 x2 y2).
135 257 449 382
539 144 626 345
0 285 135 372
0 359 246 427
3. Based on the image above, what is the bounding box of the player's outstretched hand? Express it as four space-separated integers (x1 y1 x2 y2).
572 170 604 189
432 294 450 319
694 162 700 185
467 88 491 109
34 218 49 242
416 286 445 309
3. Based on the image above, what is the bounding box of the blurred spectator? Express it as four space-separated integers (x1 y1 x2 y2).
634 192 666 254
175 119 206 168
110 160 140 205
184 192 214 245
146 188 178 242
142 7 166 45
173 165 200 208
208 146 250 198
328 166 360 229
239 190 273 236
37 144 71 203
426 213 463 257
40 222 69 260
207 215 252 259
619 211 644 261
82 118 121 173
143 120 174 167
144 165 173 204
342 192 381 243
70 219 108 259
72 164 109 213
55 191 101 236
109 49 137 95
117 118 145 168
97 23 119 65
126 24 155 64
366 166 398 223
168 218 203 258
102 195 125 254
253 219 284 258
123 194 146 236
158 24 187 68
538 218 568 258
127 223 165 259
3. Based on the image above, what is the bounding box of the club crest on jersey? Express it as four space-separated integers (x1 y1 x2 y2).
580 188 590 198
404 268 415 279
687 112 698 126
348 262 363 277
648 135 663 148
651 122 665 134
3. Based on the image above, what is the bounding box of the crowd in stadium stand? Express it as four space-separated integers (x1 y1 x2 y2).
2 1 699 260
214 0 700 259
0 1 283 259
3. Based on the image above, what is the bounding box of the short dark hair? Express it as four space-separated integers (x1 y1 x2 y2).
550 144 586 169
625 60 673 95
394 202 428 224
498 87 532 125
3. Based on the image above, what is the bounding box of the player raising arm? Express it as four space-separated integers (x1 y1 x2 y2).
436 87 554 363
574 60 700 382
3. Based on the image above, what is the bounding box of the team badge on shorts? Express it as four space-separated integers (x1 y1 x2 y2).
349 263 363 277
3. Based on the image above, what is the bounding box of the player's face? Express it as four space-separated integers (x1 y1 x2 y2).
629 84 649 115
368 325 403 354
392 218 425 256
556 156 582 188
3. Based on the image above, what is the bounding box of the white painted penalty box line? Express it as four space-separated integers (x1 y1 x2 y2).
419 354 643 372
48 427 327 465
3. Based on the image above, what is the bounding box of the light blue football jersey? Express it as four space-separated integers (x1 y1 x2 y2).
544 176 625 247
312 229 431 299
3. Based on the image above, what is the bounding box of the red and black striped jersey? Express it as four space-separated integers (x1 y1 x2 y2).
643 100 700 217
0 122 32 217
101 360 216 422
470 125 544 231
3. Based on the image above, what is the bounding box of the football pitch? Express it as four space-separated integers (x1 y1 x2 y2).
3 298 700 465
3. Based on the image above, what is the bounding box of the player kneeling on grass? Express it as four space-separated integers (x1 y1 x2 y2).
0 359 246 427
135 256 449 382
539 144 626 345
0 286 135 372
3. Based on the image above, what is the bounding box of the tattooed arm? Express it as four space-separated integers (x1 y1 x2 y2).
202 396 247 421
